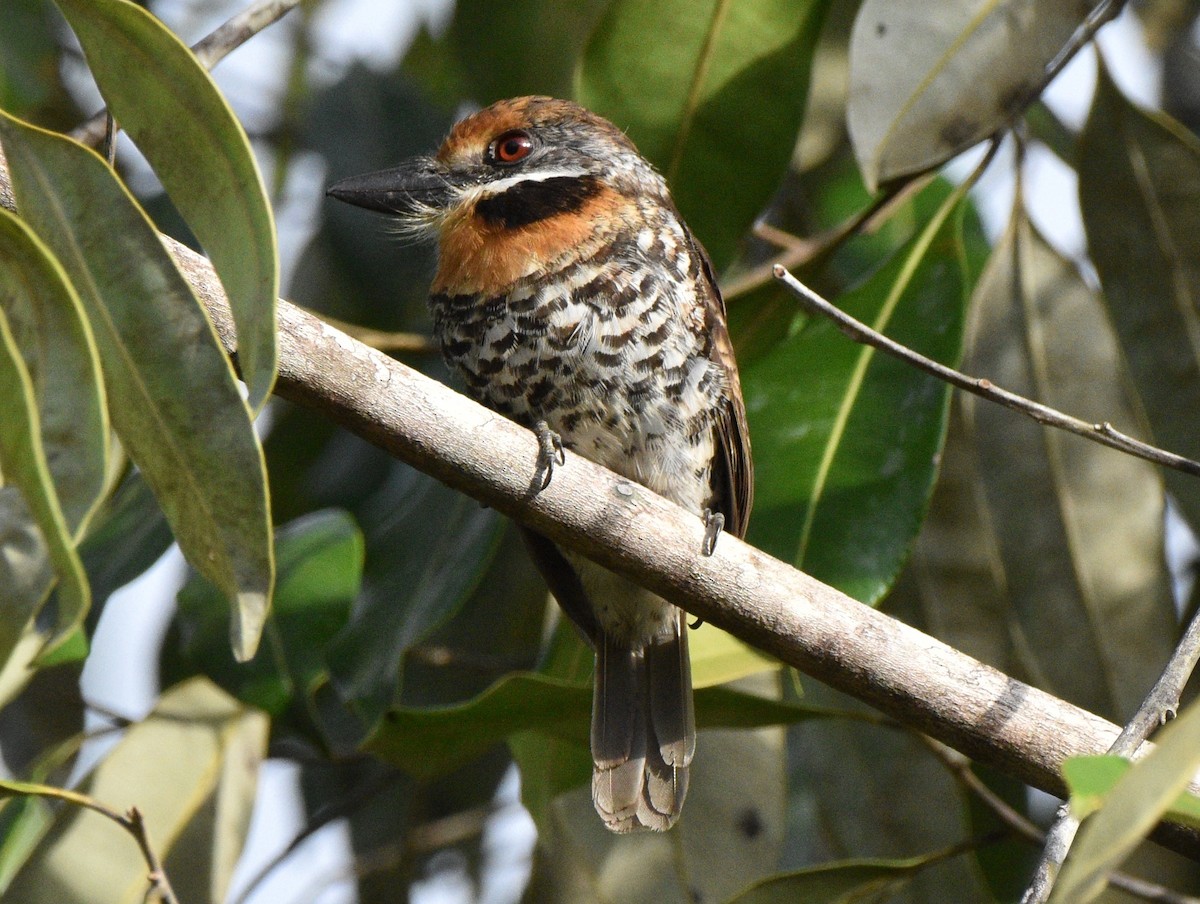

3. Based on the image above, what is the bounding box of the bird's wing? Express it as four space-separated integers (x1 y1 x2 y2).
692 234 754 538
516 524 600 646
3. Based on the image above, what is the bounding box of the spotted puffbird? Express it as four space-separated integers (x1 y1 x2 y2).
328 96 753 832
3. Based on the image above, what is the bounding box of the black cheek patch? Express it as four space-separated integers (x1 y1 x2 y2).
475 175 603 229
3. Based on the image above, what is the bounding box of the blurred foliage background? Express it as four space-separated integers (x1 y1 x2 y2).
3 0 1200 901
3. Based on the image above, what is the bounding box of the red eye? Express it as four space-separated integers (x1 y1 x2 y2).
489 130 534 165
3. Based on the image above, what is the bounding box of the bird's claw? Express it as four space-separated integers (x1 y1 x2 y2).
533 420 565 492
691 509 725 630
702 509 724 557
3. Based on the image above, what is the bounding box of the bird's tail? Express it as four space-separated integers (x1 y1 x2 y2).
590 608 695 832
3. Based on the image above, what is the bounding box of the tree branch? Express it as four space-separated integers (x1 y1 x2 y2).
170 236 1200 859
2 156 1199 861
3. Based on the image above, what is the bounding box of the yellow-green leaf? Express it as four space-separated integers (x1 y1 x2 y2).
53 0 279 410
0 111 274 661
690 626 778 688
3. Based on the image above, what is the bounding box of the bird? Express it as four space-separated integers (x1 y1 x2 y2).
328 96 753 832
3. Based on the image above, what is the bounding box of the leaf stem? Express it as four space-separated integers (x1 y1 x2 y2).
771 266 1200 480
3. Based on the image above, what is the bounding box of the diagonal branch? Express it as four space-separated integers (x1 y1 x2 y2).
2 155 1200 861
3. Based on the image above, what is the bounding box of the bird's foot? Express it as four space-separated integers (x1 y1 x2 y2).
532 420 565 492
701 509 724 557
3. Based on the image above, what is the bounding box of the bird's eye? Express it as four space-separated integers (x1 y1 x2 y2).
488 130 534 165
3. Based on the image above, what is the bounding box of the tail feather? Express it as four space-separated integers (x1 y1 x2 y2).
591 610 694 833
647 611 695 769
592 637 647 831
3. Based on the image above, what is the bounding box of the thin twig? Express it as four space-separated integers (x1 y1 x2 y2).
190 0 302 69
125 806 178 904
0 782 179 904
771 267 1200 479
725 133 1005 302
1032 0 1128 114
404 803 495 853
1022 812 1081 904
70 0 302 147
1114 612 1200 751
918 736 1043 843
753 222 817 256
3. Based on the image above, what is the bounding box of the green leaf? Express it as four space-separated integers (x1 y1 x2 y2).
0 112 274 661
0 657 85 894
1078 62 1200 534
0 795 51 897
169 510 361 724
1062 755 1133 821
366 673 589 780
1169 788 1200 829
507 730 592 826
0 0 70 117
962 212 1175 721
53 0 278 410
0 302 89 659
0 203 105 660
1051 701 1200 903
577 0 830 269
365 672 820 781
743 180 969 603
847 0 1103 189
0 206 107 537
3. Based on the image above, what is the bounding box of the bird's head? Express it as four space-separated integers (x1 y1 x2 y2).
327 96 667 243
328 97 671 295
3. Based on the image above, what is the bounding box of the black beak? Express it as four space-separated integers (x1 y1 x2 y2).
327 157 453 215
